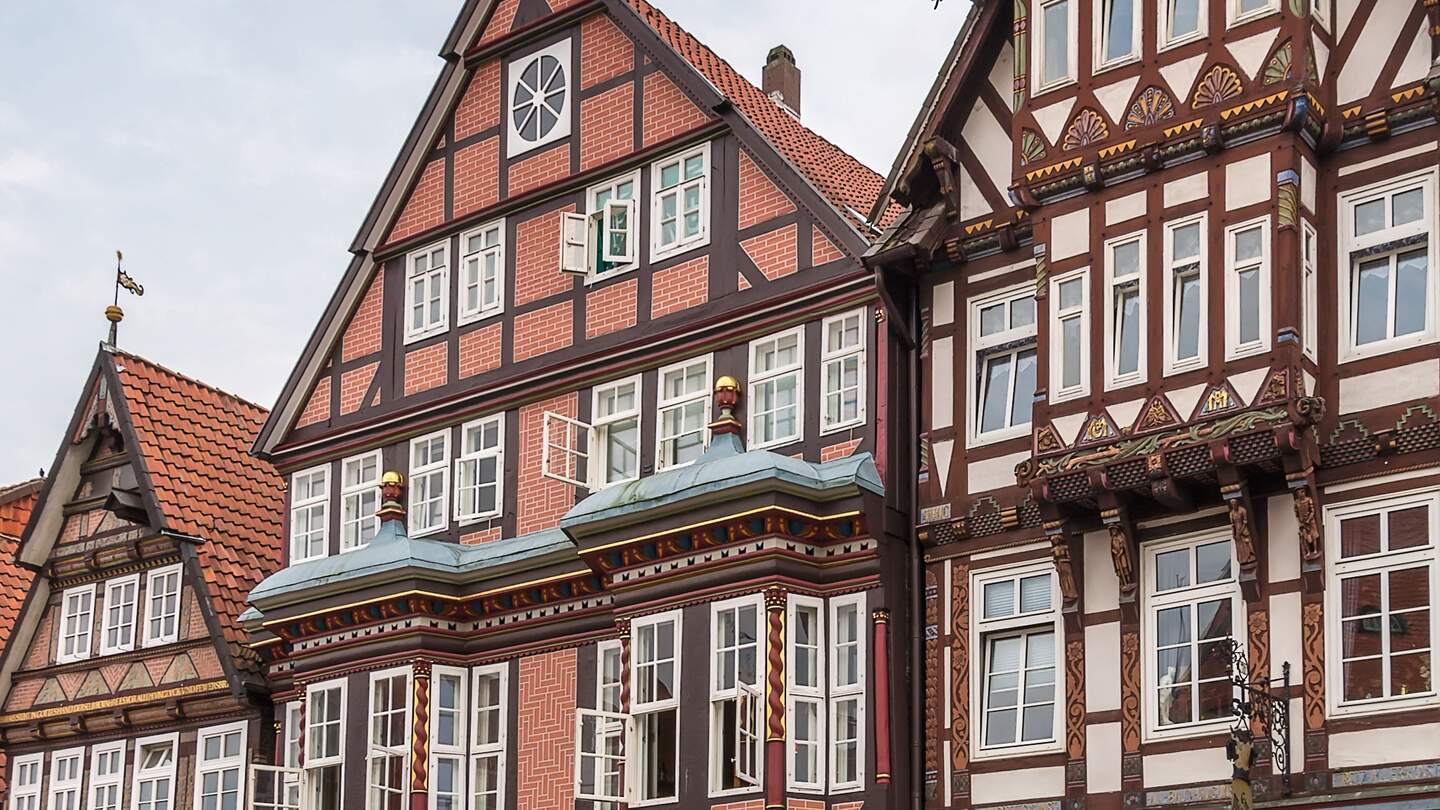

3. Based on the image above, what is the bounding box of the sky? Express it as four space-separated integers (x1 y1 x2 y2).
0 0 971 484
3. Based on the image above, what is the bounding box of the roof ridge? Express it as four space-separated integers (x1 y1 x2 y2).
110 348 270 417
0 479 42 504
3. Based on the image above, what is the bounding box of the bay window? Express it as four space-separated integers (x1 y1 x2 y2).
471 665 508 810
1096 0 1139 70
132 734 178 810
1163 216 1207 375
409 430 450 537
47 748 83 810
1302 220 1319 361
786 593 868 793
369 669 411 810
195 722 247 810
749 327 804 449
290 466 329 563
1340 170 1437 360
633 611 681 803
306 681 346 810
656 357 710 470
456 415 504 522
972 564 1061 756
341 451 381 552
405 241 449 343
143 565 182 647
651 145 710 259
1048 270 1089 402
459 221 504 323
821 309 867 433
970 285 1036 444
593 377 641 488
1224 218 1271 360
1104 232 1146 388
58 584 95 664
711 596 763 793
89 742 125 810
430 667 467 810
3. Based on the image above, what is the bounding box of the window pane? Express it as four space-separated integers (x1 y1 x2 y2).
1356 257 1390 345
990 636 1023 674
1011 349 1037 428
1176 271 1200 360
1157 684 1190 726
1395 249 1428 338
1196 598 1232 641
1113 240 1141 278
1354 198 1386 236
1237 268 1260 345
1196 679 1232 722
1104 0 1134 61
1116 289 1140 375
1157 605 1191 646
1340 514 1382 558
1393 188 1424 226
1389 566 1430 613
985 708 1017 745
1389 506 1430 551
1021 704 1053 742
1169 0 1199 37
984 580 1015 619
1058 278 1083 309
1042 0 1070 84
1172 223 1200 259
1019 575 1052 613
1195 541 1232 583
1391 652 1431 696
1155 548 1190 590
980 354 1014 434
1062 316 1082 388
1234 227 1263 262
1011 297 1036 328
1344 657 1383 702
1341 574 1383 621
979 303 1006 336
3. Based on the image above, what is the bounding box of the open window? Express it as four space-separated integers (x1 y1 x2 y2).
561 172 640 279
736 681 763 787
575 709 628 802
711 596 763 794
542 411 591 488
541 378 641 491
249 766 302 810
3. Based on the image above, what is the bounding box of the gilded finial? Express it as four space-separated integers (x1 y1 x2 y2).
709 375 743 440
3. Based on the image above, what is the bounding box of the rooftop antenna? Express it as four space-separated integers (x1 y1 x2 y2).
106 250 144 347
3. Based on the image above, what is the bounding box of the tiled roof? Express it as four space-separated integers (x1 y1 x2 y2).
624 0 902 234
110 350 284 655
0 480 41 653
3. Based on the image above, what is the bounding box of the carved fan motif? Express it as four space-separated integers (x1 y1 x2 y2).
1263 40 1293 85
1020 129 1047 165
1193 65 1244 108
1061 108 1109 151
1125 87 1176 130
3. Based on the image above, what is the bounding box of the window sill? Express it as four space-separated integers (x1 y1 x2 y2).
1048 386 1089 406
1163 358 1206 378
1158 32 1207 54
1227 6 1280 29
1103 374 1146 394
708 786 762 800
1329 692 1440 719
402 325 449 347
819 417 865 437
409 524 447 539
1340 333 1439 364
651 236 709 265
968 424 1031 450
1142 718 1232 744
1030 77 1077 100
1224 342 1270 363
749 435 803 453
970 741 1065 763
586 265 639 287
456 513 502 527
457 307 504 328
1093 54 1140 77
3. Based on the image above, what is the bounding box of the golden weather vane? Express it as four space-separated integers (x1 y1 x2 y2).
106 249 144 346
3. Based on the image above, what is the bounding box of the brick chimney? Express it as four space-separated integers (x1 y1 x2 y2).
762 45 801 119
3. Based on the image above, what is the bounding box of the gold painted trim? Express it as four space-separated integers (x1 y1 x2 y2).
583 505 861 554
1162 118 1203 138
0 679 229 723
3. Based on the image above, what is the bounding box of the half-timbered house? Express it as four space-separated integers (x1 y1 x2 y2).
244 1 915 809
0 346 284 810
868 0 1440 808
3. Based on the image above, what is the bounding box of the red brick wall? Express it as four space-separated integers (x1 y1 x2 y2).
456 60 501 140
339 362 378 416
509 143 570 198
584 279 637 339
580 83 634 172
388 159 446 244
580 14 631 89
832 802 866 810
476 0 520 47
514 208 575 306
341 276 383 362
812 224 845 265
454 138 500 218
650 255 708 319
516 648 577 810
458 323 502 379
517 392 577 535
295 377 331 428
641 72 708 147
714 801 764 810
403 342 449 397
821 437 862 462
738 151 794 229
786 800 826 810
459 527 503 545
513 301 573 362
741 223 798 281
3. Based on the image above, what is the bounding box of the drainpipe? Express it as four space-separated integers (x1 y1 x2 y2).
907 286 923 810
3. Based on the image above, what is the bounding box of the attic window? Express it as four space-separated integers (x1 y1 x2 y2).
506 39 572 157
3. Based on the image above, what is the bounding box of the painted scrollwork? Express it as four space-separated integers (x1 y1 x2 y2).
1302 602 1326 730
1065 638 1085 759
952 562 969 771
1121 631 1141 752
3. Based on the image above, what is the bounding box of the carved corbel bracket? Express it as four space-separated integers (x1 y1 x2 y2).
923 136 962 221
1043 518 1083 631
1219 477 1261 602
1145 452 1193 512
1100 503 1139 620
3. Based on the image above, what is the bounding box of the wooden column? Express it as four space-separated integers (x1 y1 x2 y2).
873 608 892 785
763 587 786 810
409 661 431 810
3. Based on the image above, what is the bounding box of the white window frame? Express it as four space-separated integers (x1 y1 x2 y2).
428 665 468 810
1337 168 1439 362
631 609 682 806
708 594 765 797
141 564 182 648
505 38 573 158
650 142 712 261
47 746 84 810
131 732 179 810
469 663 509 810
1103 230 1148 390
1093 0 1141 73
409 430 450 538
748 326 805 450
1142 532 1245 740
585 170 641 282
455 414 505 524
1162 214 1209 376
541 411 590 489
194 721 249 810
1324 488 1440 717
820 308 868 434
655 355 711 471
786 595 827 793
289 465 330 564
967 282 1038 447
591 376 643 490
89 741 127 810
597 640 624 713
284 702 304 769
1048 268 1091 403
340 451 382 553
970 562 1064 759
828 592 867 793
100 574 140 656
1033 0 1078 94
57 583 96 664
458 220 506 325
1310 0 1330 29
10 753 42 810
1158 0 1207 51
306 678 347 766
1302 219 1319 362
1228 0 1280 27
368 667 412 810
404 241 450 344
1223 216 1272 361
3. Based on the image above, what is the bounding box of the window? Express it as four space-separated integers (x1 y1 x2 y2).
100 575 139 655
369 668 410 810
633 611 681 804
471 665 508 810
787 596 825 792
593 377 641 489
651 144 710 259
598 640 624 713
290 466 329 563
1228 0 1279 26
1104 232 1146 388
1035 0 1076 91
1048 270 1089 402
829 594 867 791
821 309 867 433
341 451 381 552
58 584 95 664
1095 0 1139 70
143 564 182 647
306 680 346 810
656 357 710 470
459 221 504 324
132 734 179 810
90 742 126 810
47 748 83 810
1143 534 1242 737
1302 220 1319 361
430 667 467 810
1311 0 1330 28
1163 216 1207 375
455 415 504 523
10 754 41 810
1339 170 1437 361
405 242 449 343
1159 0 1204 48
749 328 804 449
409 431 450 537
563 173 640 279
972 565 1061 757
969 285 1037 444
195 722 247 810
1327 490 1438 713
506 39 572 157
1224 218 1271 360
711 596 763 794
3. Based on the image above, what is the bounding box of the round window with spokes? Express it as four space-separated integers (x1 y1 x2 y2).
506 40 571 155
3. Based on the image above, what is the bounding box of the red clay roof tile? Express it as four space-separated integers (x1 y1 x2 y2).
0 480 40 652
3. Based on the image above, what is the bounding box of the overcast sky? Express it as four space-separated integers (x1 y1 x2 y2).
0 0 970 484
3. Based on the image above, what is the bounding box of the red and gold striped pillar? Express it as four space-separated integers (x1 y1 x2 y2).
764 586 787 810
